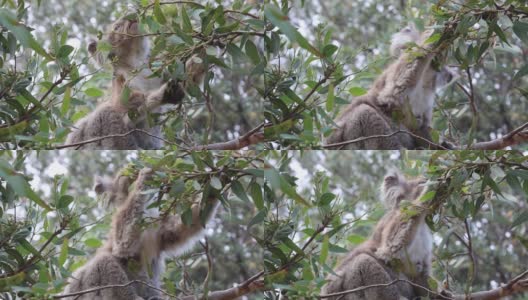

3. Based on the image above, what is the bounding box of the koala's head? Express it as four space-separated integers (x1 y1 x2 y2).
94 173 132 208
390 25 458 93
381 169 427 209
88 17 150 69
389 25 421 57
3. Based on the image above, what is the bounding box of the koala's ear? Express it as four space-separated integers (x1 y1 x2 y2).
384 169 401 185
94 176 108 195
88 40 98 55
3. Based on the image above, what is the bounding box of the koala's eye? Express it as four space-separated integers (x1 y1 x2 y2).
114 23 122 31
402 27 411 33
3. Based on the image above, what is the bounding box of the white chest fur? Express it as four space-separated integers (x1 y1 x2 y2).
408 81 435 122
402 221 432 274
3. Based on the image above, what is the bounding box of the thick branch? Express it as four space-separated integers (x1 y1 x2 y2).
191 124 264 150
322 129 448 150
469 122 528 150
54 274 265 300
318 270 528 300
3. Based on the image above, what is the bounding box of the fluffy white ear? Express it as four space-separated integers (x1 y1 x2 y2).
390 24 420 57
93 176 111 195
381 169 405 209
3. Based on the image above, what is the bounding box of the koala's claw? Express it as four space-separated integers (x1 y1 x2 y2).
162 79 185 105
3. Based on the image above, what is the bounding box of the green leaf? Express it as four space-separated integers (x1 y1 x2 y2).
489 21 510 45
19 239 42 258
57 195 73 209
61 86 71 115
0 9 51 59
264 5 321 57
323 44 338 57
206 55 230 69
325 83 334 112
153 0 167 24
231 180 249 202
318 193 335 206
424 33 441 44
513 21 528 44
347 234 366 245
248 209 266 229
513 64 528 82
349 87 367 96
512 211 528 228
181 5 193 32
181 207 193 226
319 235 329 264
58 239 69 266
249 182 264 210
84 238 102 248
0 159 51 210
120 85 131 105
84 88 104 98
210 176 222 189
420 190 436 202
264 168 310 206
57 45 74 58
245 40 260 64
283 238 304 255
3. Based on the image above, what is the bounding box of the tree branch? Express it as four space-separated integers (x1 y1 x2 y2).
322 129 449 150
190 124 264 150
54 276 265 300
318 269 528 300
469 122 528 150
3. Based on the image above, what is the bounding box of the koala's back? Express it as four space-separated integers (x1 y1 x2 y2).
66 104 138 149
322 252 414 300
326 102 415 150
63 253 140 300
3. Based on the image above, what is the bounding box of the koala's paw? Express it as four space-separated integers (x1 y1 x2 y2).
137 167 154 180
185 55 207 85
440 141 457 150
162 79 185 105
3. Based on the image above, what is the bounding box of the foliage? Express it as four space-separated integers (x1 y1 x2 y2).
0 0 264 149
0 150 265 299
1 0 527 149
263 1 528 149
262 151 528 299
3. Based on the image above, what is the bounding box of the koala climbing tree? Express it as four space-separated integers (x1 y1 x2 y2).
263 151 528 300
0 151 265 299
262 1 528 150
0 1 266 150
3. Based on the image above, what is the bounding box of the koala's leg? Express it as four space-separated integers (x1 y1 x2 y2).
81 106 138 150
65 254 141 300
354 104 407 150
322 254 402 300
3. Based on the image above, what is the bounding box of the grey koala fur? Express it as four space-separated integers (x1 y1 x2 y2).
325 25 456 150
62 168 220 299
66 18 205 149
321 170 436 300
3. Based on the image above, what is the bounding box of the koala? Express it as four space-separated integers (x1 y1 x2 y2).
321 170 436 300
66 17 206 149
325 25 456 150
62 168 220 299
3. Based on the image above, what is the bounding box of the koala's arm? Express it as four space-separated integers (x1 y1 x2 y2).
144 55 207 107
379 49 436 107
376 208 427 261
157 195 219 254
110 168 153 258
